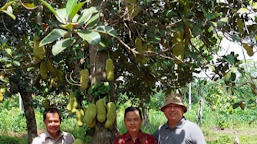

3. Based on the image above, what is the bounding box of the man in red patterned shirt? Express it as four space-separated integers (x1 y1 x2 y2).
113 107 157 144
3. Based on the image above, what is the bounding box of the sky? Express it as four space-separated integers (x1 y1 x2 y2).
219 38 257 61
195 38 256 79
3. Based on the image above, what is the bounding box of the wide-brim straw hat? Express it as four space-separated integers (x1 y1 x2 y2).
161 93 187 113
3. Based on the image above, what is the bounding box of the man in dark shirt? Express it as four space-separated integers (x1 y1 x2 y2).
113 107 157 144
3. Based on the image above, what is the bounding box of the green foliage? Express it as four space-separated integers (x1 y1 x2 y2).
0 1 16 20
147 90 165 110
88 82 110 98
0 135 26 144
39 0 117 55
0 108 26 133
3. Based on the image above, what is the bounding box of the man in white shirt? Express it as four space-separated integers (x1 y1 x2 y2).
153 93 206 144
32 107 75 144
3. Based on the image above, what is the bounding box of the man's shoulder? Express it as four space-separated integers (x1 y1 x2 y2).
184 119 201 128
153 123 168 136
32 132 47 144
141 131 156 138
61 131 75 141
62 131 73 136
157 122 169 130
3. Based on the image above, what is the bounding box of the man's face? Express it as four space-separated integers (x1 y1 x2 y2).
44 112 61 138
124 110 142 134
163 103 184 123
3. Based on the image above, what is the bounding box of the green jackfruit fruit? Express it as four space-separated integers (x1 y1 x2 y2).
76 109 84 127
172 27 184 63
33 35 45 62
184 25 191 46
87 118 96 128
40 61 48 79
84 103 97 126
0 88 4 101
105 59 114 81
57 68 64 83
66 92 75 111
104 102 116 129
46 60 55 75
80 69 89 90
96 97 107 122
71 97 78 113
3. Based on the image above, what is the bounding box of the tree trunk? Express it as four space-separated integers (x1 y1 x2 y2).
197 99 203 127
18 87 37 144
141 98 150 130
88 1 117 143
89 44 116 143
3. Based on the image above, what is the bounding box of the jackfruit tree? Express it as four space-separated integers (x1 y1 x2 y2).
0 0 257 143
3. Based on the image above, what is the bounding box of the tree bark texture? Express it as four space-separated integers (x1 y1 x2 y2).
142 98 150 130
19 87 37 144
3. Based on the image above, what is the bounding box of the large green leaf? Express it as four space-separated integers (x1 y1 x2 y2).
52 38 76 56
70 2 86 22
39 0 57 16
94 25 117 37
77 30 101 45
72 14 80 23
217 17 228 28
0 57 11 62
226 54 235 64
60 23 73 30
39 29 68 47
87 13 103 28
0 1 15 11
56 8 67 24
66 0 77 21
20 2 38 10
77 7 98 27
253 2 257 9
1 10 16 20
237 8 249 14
5 48 12 56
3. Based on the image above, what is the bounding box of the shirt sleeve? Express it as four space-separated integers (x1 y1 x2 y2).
147 134 158 144
112 136 121 144
31 137 43 144
65 133 75 144
152 129 160 142
190 124 206 144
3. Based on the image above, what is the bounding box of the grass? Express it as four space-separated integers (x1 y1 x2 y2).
1 105 257 144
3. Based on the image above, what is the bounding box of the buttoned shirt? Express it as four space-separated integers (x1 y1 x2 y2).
32 130 75 144
153 117 206 144
113 131 157 144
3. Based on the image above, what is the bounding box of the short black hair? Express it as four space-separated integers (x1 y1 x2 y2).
124 107 142 120
43 107 62 122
